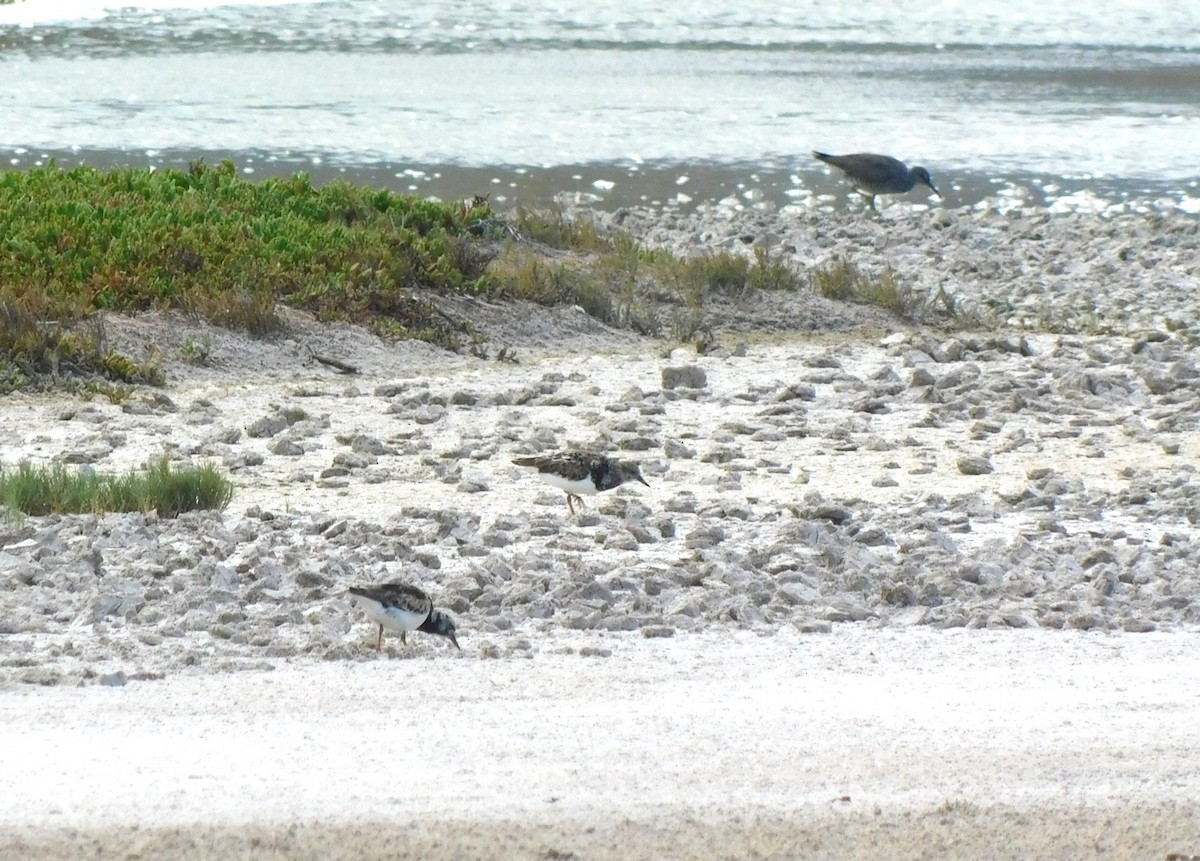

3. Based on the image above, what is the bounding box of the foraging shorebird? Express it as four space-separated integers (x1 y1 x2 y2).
813 151 941 212
512 451 649 514
347 583 460 652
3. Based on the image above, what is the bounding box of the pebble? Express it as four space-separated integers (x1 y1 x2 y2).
661 365 707 390
99 671 128 687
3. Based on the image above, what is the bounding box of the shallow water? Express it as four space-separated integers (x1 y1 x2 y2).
1 0 1198 210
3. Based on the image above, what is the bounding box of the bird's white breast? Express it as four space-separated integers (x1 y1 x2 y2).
350 594 425 633
539 472 598 496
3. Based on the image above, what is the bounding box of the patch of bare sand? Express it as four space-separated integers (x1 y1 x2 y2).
92 267 899 392
6 805 1199 861
96 296 659 390
1 630 1199 860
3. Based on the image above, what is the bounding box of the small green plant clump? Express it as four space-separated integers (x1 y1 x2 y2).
502 206 609 252
0 301 163 394
811 258 927 319
179 333 213 366
810 257 978 326
0 455 234 518
488 206 807 339
667 245 803 296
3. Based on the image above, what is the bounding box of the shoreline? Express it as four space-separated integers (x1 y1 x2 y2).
4 147 1200 215
8 803 1200 861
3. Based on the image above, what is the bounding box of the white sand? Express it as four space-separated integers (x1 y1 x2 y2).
3 628 1200 859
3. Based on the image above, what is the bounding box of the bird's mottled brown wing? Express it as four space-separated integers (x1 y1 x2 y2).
348 583 432 615
512 451 595 482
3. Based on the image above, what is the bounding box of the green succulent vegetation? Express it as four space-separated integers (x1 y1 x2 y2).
1 160 946 391
0 455 234 518
0 159 491 390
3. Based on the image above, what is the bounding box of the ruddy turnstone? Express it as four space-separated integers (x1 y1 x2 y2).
813 151 940 212
347 583 461 652
512 451 649 514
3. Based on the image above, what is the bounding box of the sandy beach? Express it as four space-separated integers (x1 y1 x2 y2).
2 629 1200 860
2 199 1199 859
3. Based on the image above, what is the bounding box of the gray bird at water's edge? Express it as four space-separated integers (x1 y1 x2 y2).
813 151 941 212
347 583 460 652
512 451 649 514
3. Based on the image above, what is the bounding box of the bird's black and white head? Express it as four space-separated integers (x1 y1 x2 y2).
589 456 649 493
618 460 650 489
911 166 940 197
422 609 461 650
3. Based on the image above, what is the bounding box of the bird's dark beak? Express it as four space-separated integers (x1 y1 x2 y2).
928 182 942 198
637 474 650 487
449 632 461 651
